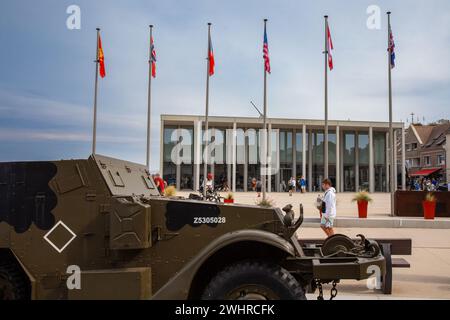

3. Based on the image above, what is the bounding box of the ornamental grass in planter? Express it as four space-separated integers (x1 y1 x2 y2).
224 192 234 204
163 186 177 197
351 191 373 218
255 198 275 208
423 192 437 220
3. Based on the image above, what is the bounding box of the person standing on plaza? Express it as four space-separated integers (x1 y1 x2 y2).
320 178 336 237
251 178 257 192
205 173 214 192
256 179 262 197
153 173 165 195
288 177 296 196
299 176 307 193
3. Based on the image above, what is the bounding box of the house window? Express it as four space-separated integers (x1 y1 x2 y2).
406 144 412 151
424 156 431 166
438 154 445 165
412 143 418 150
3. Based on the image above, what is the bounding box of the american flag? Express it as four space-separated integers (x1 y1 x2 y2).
150 36 156 78
388 27 395 69
263 24 270 74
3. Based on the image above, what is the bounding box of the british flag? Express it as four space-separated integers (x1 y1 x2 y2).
388 27 395 69
263 24 270 74
150 36 156 78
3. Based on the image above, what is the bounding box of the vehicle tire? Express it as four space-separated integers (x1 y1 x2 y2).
202 261 306 300
0 262 30 300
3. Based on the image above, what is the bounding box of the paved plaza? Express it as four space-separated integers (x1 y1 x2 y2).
178 191 393 217
302 228 450 300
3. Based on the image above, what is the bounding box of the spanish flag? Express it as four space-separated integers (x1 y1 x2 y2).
98 34 106 78
208 31 214 76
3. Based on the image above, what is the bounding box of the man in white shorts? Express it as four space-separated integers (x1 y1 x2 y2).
320 178 336 237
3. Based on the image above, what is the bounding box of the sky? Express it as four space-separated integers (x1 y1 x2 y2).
0 0 449 170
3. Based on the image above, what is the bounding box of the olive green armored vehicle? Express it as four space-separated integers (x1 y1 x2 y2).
0 154 385 300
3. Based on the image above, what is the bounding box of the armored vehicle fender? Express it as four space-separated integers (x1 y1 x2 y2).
152 228 296 299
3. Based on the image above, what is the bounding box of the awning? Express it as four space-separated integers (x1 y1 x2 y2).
409 168 442 177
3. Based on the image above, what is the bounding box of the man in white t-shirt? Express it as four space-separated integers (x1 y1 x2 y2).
320 178 336 237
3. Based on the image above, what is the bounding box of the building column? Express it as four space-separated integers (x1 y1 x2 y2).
385 131 390 192
355 132 360 192
275 129 280 192
393 129 398 191
340 130 344 192
335 125 340 192
401 127 406 190
176 127 181 190
292 129 297 182
210 128 215 183
308 129 313 192
244 129 248 192
267 123 272 192
193 120 202 191
232 122 237 192
369 127 375 193
160 119 165 177
302 124 307 180
226 127 232 192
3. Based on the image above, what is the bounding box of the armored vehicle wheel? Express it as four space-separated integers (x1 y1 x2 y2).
201 261 306 300
321 234 356 257
0 263 30 300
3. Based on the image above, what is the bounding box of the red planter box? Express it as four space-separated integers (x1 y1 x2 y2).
357 200 368 218
422 201 436 220
224 199 234 204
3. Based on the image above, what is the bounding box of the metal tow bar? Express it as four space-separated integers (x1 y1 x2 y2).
316 280 338 300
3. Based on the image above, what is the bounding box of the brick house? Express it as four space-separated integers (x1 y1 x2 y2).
401 122 449 184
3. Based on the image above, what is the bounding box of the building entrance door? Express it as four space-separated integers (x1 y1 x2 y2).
279 168 292 192
344 165 355 191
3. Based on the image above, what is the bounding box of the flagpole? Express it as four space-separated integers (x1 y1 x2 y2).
387 12 395 216
262 18 268 202
146 25 153 170
203 22 212 197
324 16 329 182
92 27 100 155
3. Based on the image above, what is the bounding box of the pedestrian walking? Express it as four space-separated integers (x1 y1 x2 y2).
320 178 336 237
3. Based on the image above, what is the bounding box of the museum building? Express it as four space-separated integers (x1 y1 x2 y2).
160 114 406 193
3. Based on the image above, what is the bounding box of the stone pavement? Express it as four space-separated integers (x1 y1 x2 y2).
178 191 450 228
178 191 392 217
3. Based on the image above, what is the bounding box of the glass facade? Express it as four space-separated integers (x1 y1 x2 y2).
161 120 393 193
278 130 293 191
247 129 260 190
235 129 245 191
374 132 387 192
163 126 177 186
343 132 356 192
358 132 369 191
180 127 194 190
295 131 308 188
